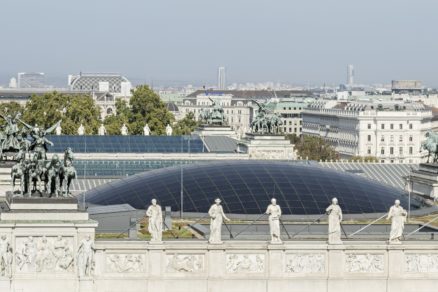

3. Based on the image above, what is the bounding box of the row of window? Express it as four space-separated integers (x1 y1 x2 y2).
284 127 302 133
367 146 414 155
284 120 303 126
368 123 413 130
282 107 303 111
367 135 414 143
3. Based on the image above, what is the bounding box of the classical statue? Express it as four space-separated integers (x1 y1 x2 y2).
121 123 128 136
0 112 21 153
46 154 63 197
11 157 28 195
326 198 343 244
98 124 106 136
0 235 11 277
387 200 407 244
199 97 226 126
77 124 85 135
421 130 438 163
208 198 230 244
166 124 173 136
143 124 150 136
146 199 163 242
250 100 282 134
35 236 53 272
265 198 282 244
77 235 95 277
55 123 62 135
62 147 76 195
20 119 60 160
17 236 37 271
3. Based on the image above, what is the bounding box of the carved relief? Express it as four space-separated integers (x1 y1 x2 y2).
166 254 204 273
106 254 145 273
226 254 265 273
15 236 74 273
405 254 438 273
0 235 12 277
285 253 325 273
345 254 384 273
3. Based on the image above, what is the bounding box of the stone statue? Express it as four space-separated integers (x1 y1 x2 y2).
17 236 37 271
265 198 282 243
77 124 85 135
0 235 12 277
166 124 173 136
121 123 128 136
199 97 226 126
421 130 438 163
146 199 163 242
143 124 150 136
208 198 230 244
46 154 63 197
0 112 21 153
53 236 74 271
55 123 62 135
98 124 106 136
35 236 54 272
387 200 407 244
77 235 95 277
62 147 76 195
250 100 282 134
326 198 343 244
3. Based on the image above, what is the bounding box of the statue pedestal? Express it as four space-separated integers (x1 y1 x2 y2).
407 163 438 201
0 195 98 292
241 133 296 160
194 125 238 139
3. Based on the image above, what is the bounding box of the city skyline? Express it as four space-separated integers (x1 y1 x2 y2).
1 0 437 87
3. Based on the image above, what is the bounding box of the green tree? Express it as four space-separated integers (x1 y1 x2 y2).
103 99 130 135
23 92 101 135
129 85 174 135
174 112 199 135
292 135 339 161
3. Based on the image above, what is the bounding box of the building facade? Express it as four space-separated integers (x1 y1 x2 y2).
302 100 432 163
17 72 46 88
179 90 311 136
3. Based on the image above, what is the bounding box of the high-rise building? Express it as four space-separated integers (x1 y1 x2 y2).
217 67 226 90
347 64 354 86
17 72 46 88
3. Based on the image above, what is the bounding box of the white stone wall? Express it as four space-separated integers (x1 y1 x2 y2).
1 240 438 291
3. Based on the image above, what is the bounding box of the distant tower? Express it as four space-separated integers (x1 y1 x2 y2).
347 64 354 86
8 77 17 88
217 66 226 90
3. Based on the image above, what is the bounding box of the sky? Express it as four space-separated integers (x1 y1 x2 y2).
0 0 437 87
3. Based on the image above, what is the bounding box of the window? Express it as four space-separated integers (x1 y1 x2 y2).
283 127 286 132
294 128 297 133
367 147 371 155
289 128 292 132
399 147 403 155
381 135 385 142
399 135 403 142
381 124 385 130
390 124 394 130
289 121 292 125
381 160 385 163
409 124 413 129
390 147 394 155
381 147 385 155
367 124 371 129
367 135 371 142
409 147 413 155
409 135 413 142
399 124 403 130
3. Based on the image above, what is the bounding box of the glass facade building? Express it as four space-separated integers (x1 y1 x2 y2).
83 161 418 215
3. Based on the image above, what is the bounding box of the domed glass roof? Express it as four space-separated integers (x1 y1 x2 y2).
83 161 418 215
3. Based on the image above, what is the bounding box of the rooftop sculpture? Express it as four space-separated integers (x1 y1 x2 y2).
421 130 438 163
199 97 227 126
4 116 77 197
250 100 283 134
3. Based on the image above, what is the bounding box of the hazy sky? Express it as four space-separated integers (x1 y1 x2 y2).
1 0 437 86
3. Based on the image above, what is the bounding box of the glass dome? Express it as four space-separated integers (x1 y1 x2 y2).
83 161 418 215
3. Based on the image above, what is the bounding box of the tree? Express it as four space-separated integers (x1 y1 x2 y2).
292 135 339 161
22 92 101 135
104 85 176 135
174 112 199 135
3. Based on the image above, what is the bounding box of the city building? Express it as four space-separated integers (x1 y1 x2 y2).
302 100 433 163
179 90 311 135
17 72 46 88
68 72 133 118
392 80 423 94
267 99 309 135
347 64 354 86
217 66 226 90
